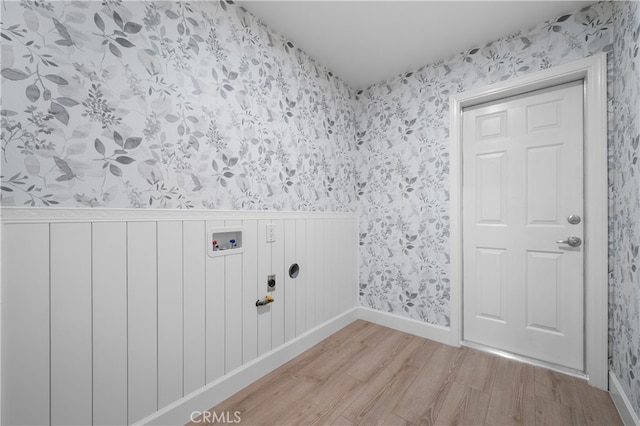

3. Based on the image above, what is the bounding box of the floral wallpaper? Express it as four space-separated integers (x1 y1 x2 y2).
2 0 640 415
354 2 615 327
0 0 358 211
610 0 640 416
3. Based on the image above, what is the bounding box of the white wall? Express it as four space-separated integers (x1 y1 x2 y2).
0 208 358 425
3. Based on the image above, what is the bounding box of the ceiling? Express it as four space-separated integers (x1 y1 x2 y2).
238 1 597 89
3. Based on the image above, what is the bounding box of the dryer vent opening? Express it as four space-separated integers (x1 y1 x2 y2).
289 263 300 279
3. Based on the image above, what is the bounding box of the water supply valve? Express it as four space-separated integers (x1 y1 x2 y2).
208 227 243 257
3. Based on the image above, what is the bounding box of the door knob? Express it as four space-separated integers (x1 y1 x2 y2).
557 236 582 247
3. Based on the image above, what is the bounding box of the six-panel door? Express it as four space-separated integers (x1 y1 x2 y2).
462 81 585 371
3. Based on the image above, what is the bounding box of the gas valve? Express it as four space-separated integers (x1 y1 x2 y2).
256 295 274 306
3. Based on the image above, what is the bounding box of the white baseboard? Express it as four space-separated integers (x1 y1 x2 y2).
138 306 454 425
138 307 635 426
137 307 359 425
357 307 452 345
609 371 640 426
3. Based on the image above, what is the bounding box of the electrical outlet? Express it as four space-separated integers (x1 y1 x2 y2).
266 223 275 243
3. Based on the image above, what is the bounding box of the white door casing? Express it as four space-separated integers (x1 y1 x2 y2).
462 81 584 371
449 53 608 389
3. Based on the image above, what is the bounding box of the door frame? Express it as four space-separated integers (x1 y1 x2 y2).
449 53 608 389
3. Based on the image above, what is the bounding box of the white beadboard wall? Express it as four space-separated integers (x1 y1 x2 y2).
0 208 358 426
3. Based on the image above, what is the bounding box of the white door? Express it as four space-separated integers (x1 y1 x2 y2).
462 81 584 371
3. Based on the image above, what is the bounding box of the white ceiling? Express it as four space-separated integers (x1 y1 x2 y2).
238 1 597 89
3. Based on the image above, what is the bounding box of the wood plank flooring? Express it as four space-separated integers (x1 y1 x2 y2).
188 320 622 425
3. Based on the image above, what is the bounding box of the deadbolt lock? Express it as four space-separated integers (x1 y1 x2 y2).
567 215 581 225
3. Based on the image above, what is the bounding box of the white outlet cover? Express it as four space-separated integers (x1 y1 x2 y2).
266 224 275 243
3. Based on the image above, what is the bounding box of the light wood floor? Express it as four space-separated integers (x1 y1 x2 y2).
189 320 622 425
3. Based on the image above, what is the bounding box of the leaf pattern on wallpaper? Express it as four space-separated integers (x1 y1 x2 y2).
609 0 640 417
354 1 615 327
1 0 358 210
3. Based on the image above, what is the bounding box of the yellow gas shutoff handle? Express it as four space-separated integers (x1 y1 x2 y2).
256 295 274 306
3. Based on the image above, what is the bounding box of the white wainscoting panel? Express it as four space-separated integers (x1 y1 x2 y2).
225 252 243 374
182 221 206 395
157 221 184 409
283 220 297 343
205 219 225 385
224 220 243 375
270 219 285 349
257 219 272 357
326 219 339 319
50 223 92 426
242 220 259 364
1 208 358 426
2 224 50 426
317 219 327 324
92 222 128 426
306 219 318 331
294 219 307 337
127 222 158 423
